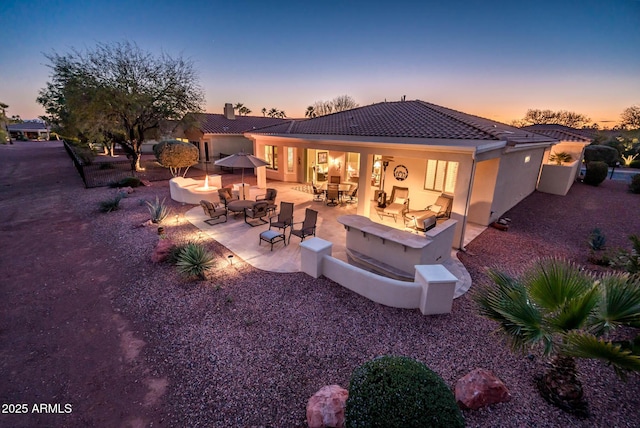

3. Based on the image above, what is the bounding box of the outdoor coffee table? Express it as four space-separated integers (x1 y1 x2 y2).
259 230 287 251
227 200 254 217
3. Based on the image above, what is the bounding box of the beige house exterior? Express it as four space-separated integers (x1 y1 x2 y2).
523 125 592 196
245 100 559 249
181 103 288 168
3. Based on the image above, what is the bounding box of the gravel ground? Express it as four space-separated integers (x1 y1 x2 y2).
3 141 639 427
105 175 639 427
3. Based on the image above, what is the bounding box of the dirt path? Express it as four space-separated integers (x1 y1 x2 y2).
0 141 166 427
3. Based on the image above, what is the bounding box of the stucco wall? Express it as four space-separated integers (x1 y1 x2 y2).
468 158 500 225
491 147 545 219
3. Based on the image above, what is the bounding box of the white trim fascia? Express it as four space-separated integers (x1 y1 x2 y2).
245 132 503 155
503 141 556 153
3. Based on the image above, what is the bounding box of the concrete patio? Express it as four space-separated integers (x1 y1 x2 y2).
185 178 477 297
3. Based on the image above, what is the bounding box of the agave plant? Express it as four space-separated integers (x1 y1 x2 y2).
175 242 215 280
473 258 640 416
99 194 123 213
146 196 171 224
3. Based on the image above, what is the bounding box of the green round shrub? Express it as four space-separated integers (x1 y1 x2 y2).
153 139 199 173
583 161 608 186
584 144 620 166
630 174 640 194
345 355 465 428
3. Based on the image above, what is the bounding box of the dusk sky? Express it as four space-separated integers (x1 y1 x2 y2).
1 0 639 126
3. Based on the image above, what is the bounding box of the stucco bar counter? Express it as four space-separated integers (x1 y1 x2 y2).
337 215 453 281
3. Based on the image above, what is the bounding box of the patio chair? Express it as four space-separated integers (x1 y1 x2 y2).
345 184 358 204
256 188 277 214
289 208 318 243
218 187 239 208
377 186 409 222
244 201 270 227
312 184 325 202
269 201 294 235
326 183 339 206
403 194 453 230
200 200 227 225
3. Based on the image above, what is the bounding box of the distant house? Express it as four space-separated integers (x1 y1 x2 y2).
177 103 288 166
245 100 560 248
7 122 50 140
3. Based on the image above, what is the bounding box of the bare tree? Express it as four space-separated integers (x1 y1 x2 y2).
308 95 359 117
513 109 591 128
621 106 640 130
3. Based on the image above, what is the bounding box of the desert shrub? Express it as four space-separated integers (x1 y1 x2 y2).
109 176 142 188
629 160 640 169
610 235 640 274
583 161 608 186
549 152 573 165
99 194 123 213
584 145 620 166
630 174 640 194
175 242 215 280
588 228 606 251
345 355 464 428
146 196 171 224
153 139 199 177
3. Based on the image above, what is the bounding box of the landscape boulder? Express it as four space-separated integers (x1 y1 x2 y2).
455 368 511 410
151 238 174 263
306 384 348 428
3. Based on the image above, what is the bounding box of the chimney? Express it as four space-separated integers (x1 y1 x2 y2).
224 103 235 120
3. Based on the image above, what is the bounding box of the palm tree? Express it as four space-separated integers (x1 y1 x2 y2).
238 106 251 116
473 258 640 416
261 107 267 117
305 106 316 118
234 103 244 114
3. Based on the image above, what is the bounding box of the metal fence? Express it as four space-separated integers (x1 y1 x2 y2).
63 141 173 188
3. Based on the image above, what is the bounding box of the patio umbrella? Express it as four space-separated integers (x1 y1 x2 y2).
214 151 270 199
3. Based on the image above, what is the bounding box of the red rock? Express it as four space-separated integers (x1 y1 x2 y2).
455 368 511 410
306 385 348 428
151 238 174 263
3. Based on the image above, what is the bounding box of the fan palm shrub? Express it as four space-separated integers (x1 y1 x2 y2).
473 258 640 416
549 152 573 165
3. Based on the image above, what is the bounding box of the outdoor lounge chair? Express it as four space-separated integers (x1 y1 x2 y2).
289 208 318 243
377 186 409 222
403 194 453 230
244 201 270 227
200 200 227 225
269 201 294 235
326 183 339 206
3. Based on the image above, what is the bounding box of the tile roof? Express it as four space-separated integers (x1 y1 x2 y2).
194 113 288 134
521 124 594 142
248 100 556 145
7 122 49 131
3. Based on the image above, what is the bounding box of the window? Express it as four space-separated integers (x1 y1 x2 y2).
265 145 278 170
287 147 294 173
425 160 458 193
